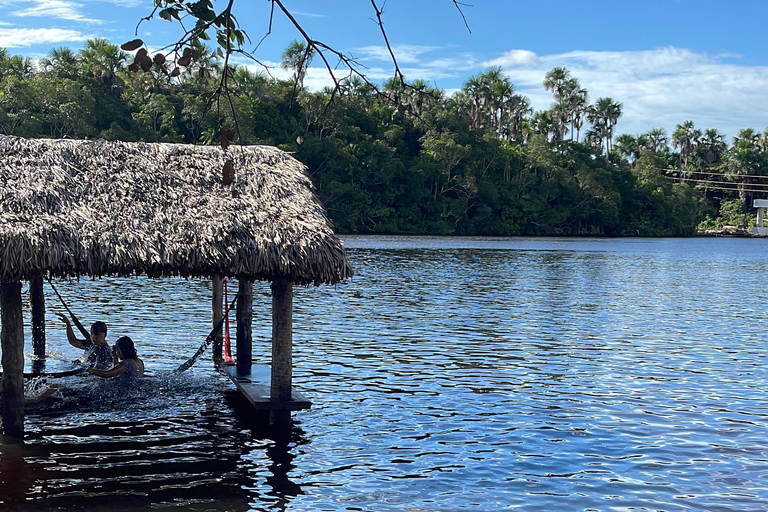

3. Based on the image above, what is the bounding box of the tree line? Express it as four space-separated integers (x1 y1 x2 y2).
1 40 766 236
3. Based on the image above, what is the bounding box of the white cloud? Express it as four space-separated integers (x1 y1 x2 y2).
482 49 538 67
355 44 442 64
292 11 326 19
0 27 86 47
387 45 768 140
12 0 101 23
509 47 768 140
90 0 142 7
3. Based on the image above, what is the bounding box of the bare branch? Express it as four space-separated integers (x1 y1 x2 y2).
369 0 405 83
451 1 472 33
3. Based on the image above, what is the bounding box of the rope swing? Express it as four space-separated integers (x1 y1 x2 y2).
175 291 239 373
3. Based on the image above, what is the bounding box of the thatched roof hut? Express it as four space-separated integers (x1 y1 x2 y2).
0 135 353 284
0 135 354 439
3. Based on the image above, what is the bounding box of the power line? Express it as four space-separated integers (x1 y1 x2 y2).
665 168 768 180
664 176 768 194
675 177 768 189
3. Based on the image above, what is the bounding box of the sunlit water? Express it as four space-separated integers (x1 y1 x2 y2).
2 236 768 511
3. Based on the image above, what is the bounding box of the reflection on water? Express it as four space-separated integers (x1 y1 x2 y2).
3 236 768 511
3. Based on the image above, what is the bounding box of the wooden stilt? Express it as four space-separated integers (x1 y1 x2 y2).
30 274 46 359
270 280 293 426
236 279 253 373
211 275 223 363
1 282 25 442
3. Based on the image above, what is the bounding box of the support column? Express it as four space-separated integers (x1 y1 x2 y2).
236 279 253 373
759 207 765 228
211 275 223 363
30 274 46 359
270 280 293 426
1 282 25 443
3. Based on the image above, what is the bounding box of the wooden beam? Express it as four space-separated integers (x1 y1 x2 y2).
236 279 253 372
1 282 25 442
270 280 293 426
30 274 45 359
211 275 223 363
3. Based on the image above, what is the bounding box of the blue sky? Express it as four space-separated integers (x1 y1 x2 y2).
0 0 767 141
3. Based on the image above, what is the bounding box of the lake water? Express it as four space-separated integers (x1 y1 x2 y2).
2 236 768 511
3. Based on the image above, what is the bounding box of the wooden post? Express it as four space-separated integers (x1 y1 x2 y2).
211 275 223 363
30 274 46 359
1 282 25 442
236 279 253 372
270 280 293 426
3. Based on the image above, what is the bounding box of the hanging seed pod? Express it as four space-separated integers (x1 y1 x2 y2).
153 53 166 66
222 160 235 185
121 39 143 51
139 54 153 72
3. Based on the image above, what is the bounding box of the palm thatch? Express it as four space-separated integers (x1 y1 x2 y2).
0 136 353 285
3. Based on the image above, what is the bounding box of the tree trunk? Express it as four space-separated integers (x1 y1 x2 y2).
1 282 25 442
30 274 46 359
211 275 223 363
236 279 253 373
270 280 293 426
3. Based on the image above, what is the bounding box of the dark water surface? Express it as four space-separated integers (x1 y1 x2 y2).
2 236 768 511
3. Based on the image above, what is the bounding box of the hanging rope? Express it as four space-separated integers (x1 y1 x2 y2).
47 278 91 339
175 291 239 373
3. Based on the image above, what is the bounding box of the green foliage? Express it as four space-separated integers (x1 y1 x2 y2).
0 43 757 237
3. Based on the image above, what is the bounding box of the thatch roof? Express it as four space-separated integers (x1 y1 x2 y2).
0 136 353 285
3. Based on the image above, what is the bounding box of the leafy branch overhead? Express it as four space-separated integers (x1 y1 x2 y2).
123 0 471 141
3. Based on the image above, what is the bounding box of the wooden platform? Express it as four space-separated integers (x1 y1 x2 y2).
222 363 311 411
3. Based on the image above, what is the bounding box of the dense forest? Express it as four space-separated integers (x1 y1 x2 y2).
1 39 766 236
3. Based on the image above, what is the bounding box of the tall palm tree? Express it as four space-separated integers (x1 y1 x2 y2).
543 67 572 102
550 100 571 142
587 97 622 154
700 128 726 164
727 128 764 200
645 128 668 154
672 120 701 170
280 40 315 89
568 84 588 141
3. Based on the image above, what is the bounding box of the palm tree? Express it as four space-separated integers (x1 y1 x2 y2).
699 128 726 164
79 38 127 86
614 133 638 163
0 51 33 80
587 97 622 154
550 100 571 142
543 67 572 102
645 128 668 154
672 120 702 171
532 110 557 142
228 65 268 98
39 47 81 80
183 41 221 84
727 128 764 200
568 84 588 141
280 40 315 89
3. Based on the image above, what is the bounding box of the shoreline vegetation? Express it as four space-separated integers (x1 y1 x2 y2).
1 41 766 237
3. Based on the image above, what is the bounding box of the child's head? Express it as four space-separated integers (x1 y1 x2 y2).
114 336 137 360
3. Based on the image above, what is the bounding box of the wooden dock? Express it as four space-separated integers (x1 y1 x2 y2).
222 363 311 411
